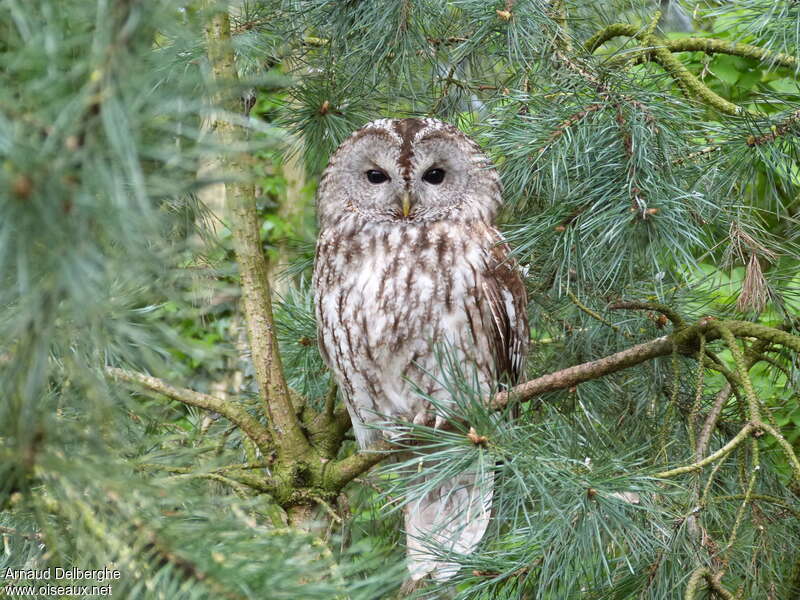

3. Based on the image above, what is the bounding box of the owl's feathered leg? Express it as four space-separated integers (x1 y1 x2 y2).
404 470 493 582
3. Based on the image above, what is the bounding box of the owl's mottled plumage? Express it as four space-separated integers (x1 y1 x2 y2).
313 118 528 581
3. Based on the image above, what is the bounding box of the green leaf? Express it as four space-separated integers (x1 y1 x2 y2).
711 54 744 85
768 77 800 93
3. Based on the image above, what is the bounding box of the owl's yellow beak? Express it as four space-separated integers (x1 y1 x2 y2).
401 191 412 218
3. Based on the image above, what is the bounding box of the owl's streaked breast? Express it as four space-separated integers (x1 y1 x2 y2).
314 218 494 446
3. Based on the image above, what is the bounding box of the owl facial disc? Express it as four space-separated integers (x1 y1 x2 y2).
317 117 502 226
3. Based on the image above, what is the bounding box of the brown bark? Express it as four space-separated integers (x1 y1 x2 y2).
202 3 310 458
493 334 676 408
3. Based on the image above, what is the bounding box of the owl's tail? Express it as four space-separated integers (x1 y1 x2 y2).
404 470 493 582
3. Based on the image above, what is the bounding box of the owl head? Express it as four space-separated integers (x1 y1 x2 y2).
316 118 502 227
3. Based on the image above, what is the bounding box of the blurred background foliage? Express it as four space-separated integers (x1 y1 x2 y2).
1 0 799 599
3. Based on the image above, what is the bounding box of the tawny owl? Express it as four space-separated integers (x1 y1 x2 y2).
313 118 528 582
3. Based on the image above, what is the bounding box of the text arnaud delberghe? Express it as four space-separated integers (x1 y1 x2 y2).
3 567 121 581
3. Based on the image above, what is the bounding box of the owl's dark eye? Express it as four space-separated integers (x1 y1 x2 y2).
422 168 445 185
366 169 389 184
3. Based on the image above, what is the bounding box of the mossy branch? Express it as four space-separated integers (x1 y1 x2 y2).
106 366 273 457
202 2 311 458
138 462 275 494
587 26 797 71
327 439 395 490
654 320 800 482
684 567 735 600
695 337 771 458
664 36 797 70
656 423 755 479
582 23 797 115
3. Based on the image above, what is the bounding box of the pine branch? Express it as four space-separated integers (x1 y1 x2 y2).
49 481 246 600
493 330 682 408
327 439 395 490
0 525 43 542
499 318 800 409
684 567 736 600
656 423 755 479
607 300 685 328
334 319 800 483
673 108 800 166
202 2 311 458
585 23 755 115
106 367 273 456
695 383 733 459
664 37 797 70
166 472 267 496
746 108 800 146
537 103 604 153
588 27 797 70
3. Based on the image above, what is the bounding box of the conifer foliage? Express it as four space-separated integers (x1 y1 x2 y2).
1 1 800 599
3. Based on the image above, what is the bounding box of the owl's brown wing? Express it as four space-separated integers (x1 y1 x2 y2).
480 235 529 385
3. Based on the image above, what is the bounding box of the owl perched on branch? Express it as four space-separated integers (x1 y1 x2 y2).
313 118 528 582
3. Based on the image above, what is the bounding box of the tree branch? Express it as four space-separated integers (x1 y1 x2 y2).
656 423 755 479
684 567 736 600
327 440 395 490
202 3 310 457
588 26 797 70
496 318 800 410
106 367 273 457
666 37 797 69
585 23 752 115
0 525 43 542
607 300 685 328
332 319 800 484
696 383 733 459
493 332 680 409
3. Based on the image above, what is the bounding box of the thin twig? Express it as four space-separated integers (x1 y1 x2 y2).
656 423 754 479
0 526 43 542
696 383 733 460
672 145 720 165
759 422 800 480
538 103 604 153
567 290 633 338
608 301 685 328
710 493 800 520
